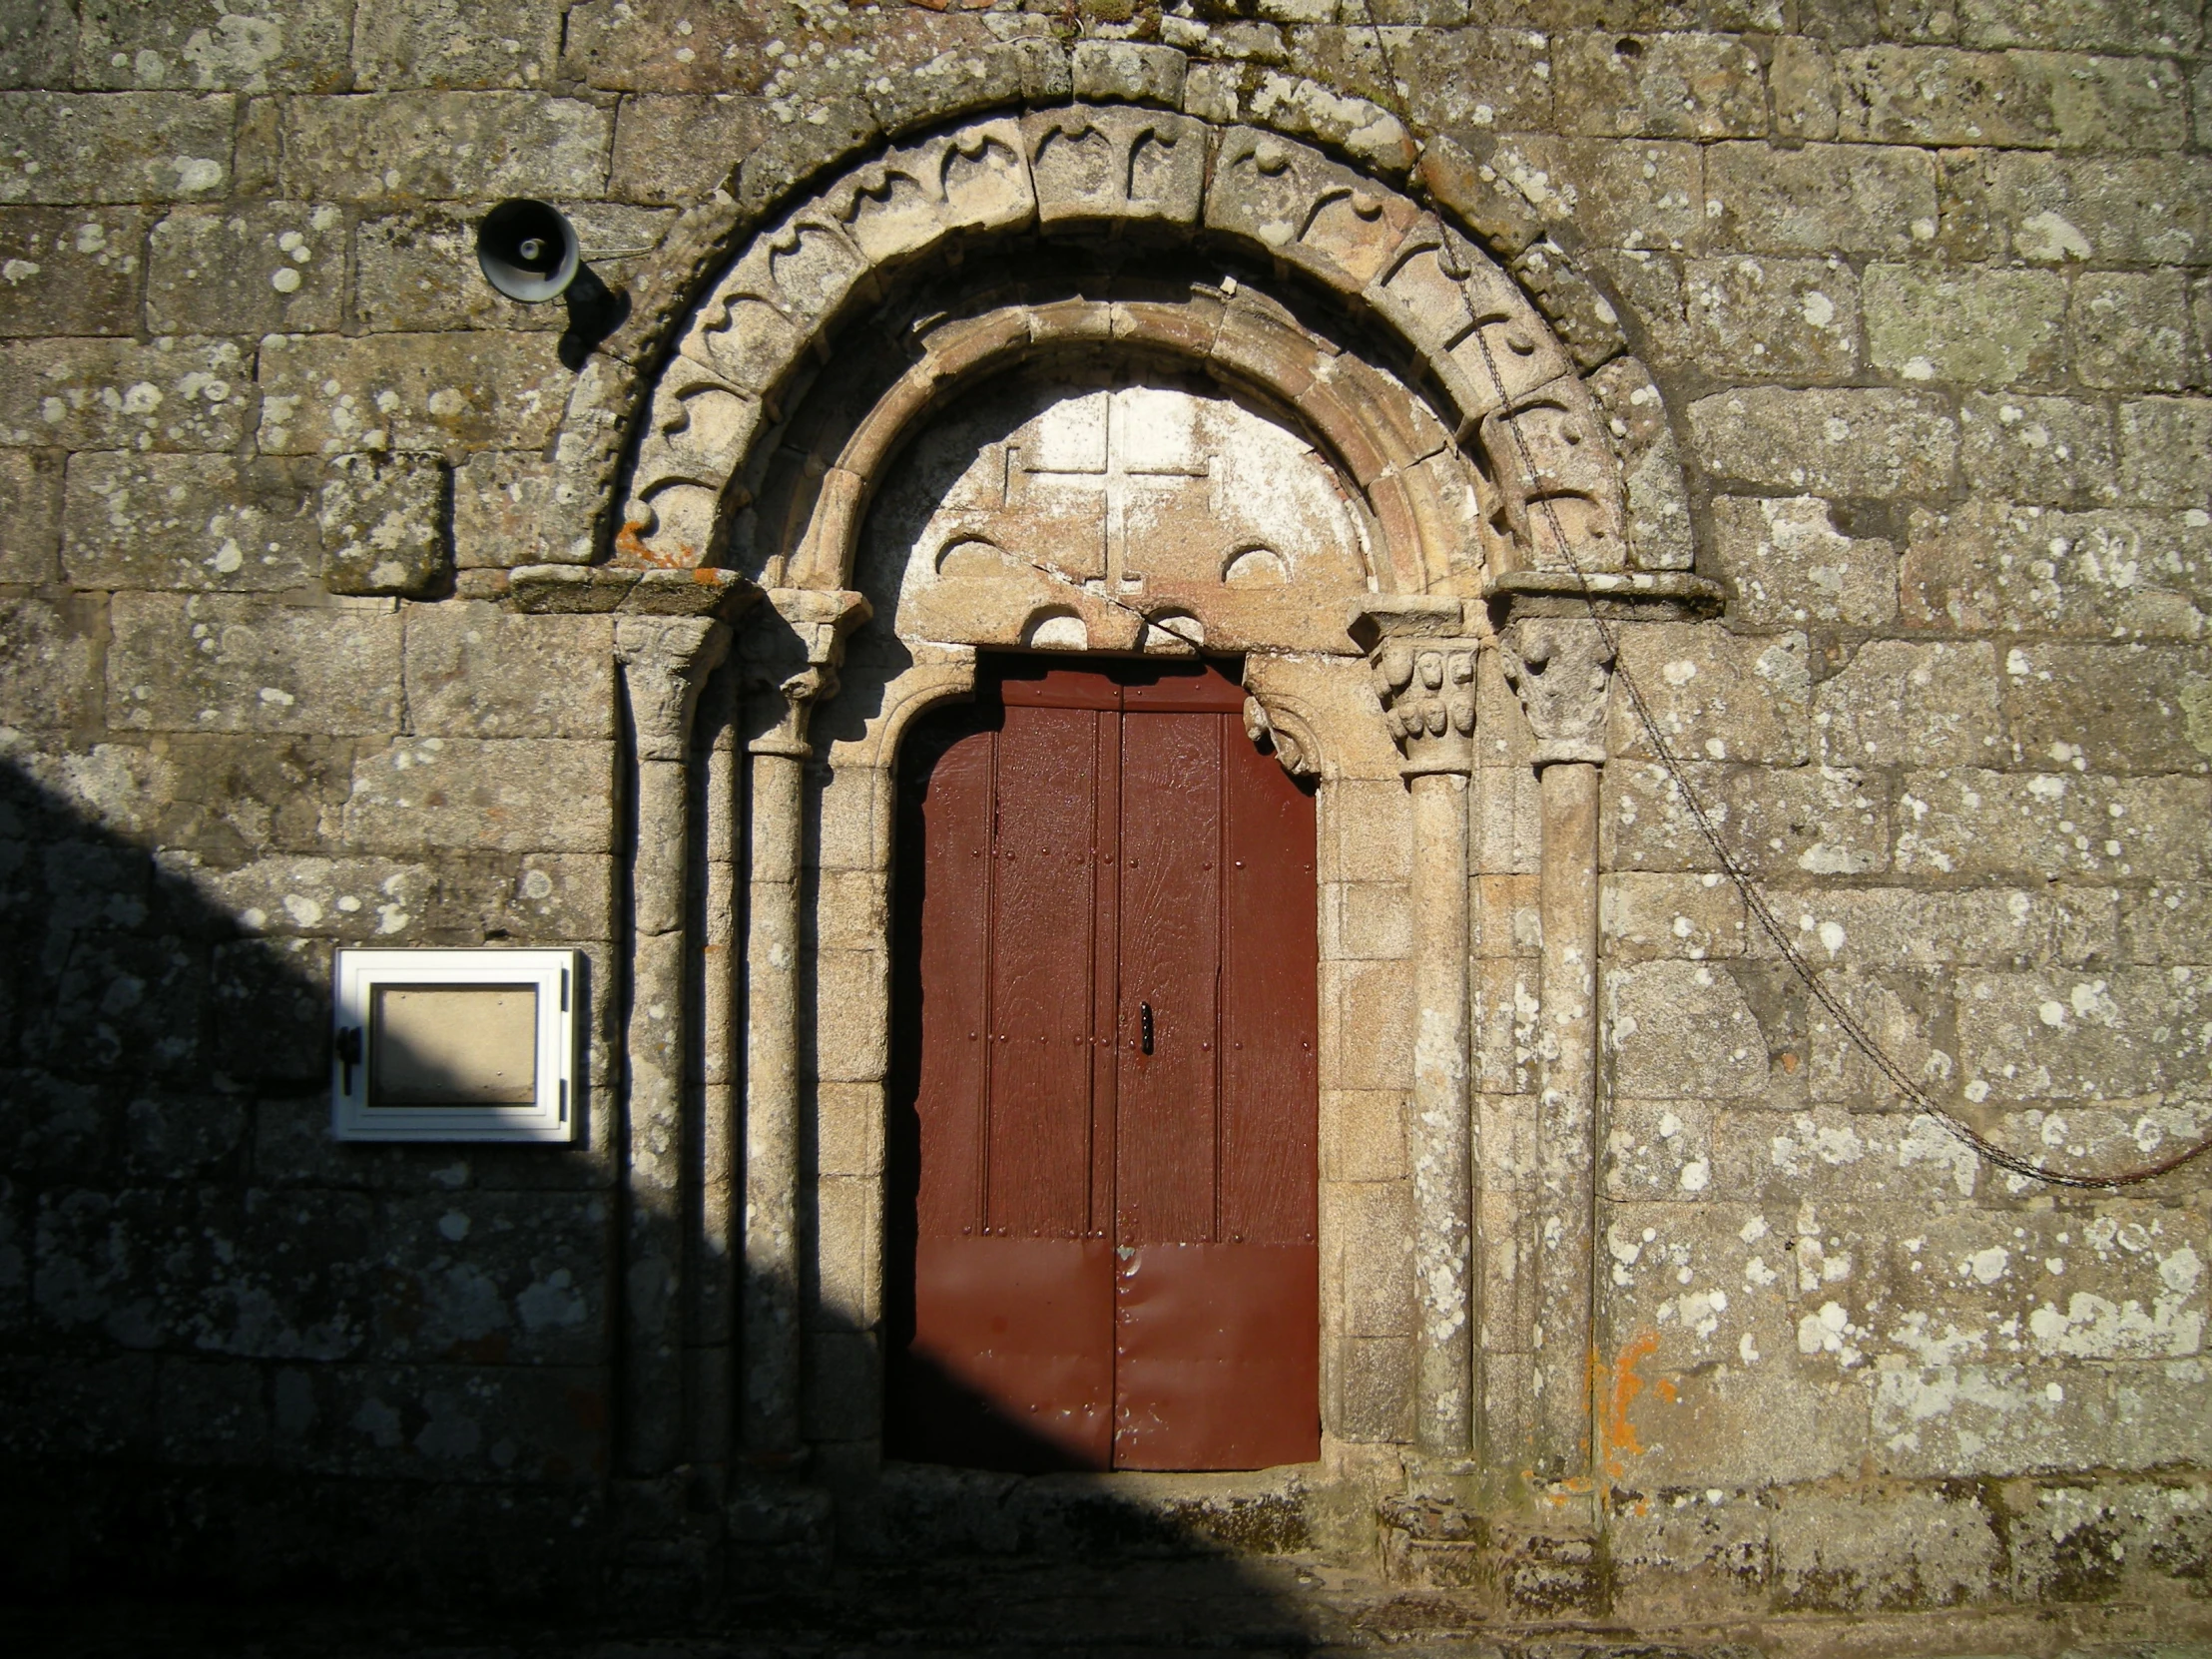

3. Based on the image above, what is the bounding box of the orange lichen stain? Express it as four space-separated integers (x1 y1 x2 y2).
614 519 697 567
1594 1330 1661 1480
1780 1050 1801 1073
691 566 726 584
1655 1377 1679 1403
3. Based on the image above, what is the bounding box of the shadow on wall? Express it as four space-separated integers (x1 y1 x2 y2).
0 750 1348 1645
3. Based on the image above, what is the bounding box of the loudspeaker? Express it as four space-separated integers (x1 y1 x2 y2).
475 198 580 303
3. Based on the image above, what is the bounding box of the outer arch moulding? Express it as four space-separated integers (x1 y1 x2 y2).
537 105 1690 596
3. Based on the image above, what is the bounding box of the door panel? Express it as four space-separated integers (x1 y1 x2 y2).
909 1235 1113 1469
1219 725 1320 1250
1112 1242 1321 1470
895 659 1318 1473
1116 711 1222 1248
985 706 1100 1240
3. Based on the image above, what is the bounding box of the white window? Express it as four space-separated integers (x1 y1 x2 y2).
331 948 580 1143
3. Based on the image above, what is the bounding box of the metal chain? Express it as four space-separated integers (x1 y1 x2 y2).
1329 0 2211 1191
1463 325 2212 1192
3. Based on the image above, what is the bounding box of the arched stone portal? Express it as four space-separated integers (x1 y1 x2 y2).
510 104 1717 1550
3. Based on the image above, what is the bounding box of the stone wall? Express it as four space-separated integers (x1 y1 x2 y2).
0 0 2208 1618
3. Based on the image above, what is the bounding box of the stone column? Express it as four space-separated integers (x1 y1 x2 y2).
1498 617 1614 1490
616 615 733 1479
1358 600 1480 1459
741 588 870 1462
691 662 743 1492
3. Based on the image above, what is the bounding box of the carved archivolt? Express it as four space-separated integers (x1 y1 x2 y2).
619 109 1654 593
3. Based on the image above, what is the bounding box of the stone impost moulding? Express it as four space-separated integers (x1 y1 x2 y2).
742 587 872 1460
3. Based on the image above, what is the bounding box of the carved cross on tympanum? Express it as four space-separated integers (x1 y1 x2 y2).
1010 386 1213 595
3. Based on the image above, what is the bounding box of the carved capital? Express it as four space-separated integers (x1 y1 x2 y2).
1371 638 1480 777
616 615 731 763
1353 597 1479 778
1500 617 1614 768
745 587 872 758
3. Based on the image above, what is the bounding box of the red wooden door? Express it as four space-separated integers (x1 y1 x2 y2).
889 658 1319 1472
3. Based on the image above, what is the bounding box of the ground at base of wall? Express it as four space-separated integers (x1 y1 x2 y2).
14 1562 2209 1659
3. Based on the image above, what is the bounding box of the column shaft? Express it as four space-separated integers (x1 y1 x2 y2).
743 746 805 1457
1410 769 1473 1456
1532 759 1600 1483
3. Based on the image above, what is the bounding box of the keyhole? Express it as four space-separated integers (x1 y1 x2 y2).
1139 1002 1154 1055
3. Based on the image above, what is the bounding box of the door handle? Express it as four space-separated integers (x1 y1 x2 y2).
1139 1001 1154 1055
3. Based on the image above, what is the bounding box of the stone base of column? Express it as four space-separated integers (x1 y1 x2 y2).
1376 1497 1605 1616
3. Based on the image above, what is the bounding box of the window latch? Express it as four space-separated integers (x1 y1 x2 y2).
334 1025 363 1095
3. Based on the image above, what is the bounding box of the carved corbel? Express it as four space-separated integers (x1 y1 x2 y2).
1498 617 1613 768
616 616 733 763
745 588 873 759
1242 694 1322 781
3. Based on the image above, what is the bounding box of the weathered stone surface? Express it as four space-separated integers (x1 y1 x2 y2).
608 95 765 206
2072 269 2205 392
1948 0 2202 52
1601 870 1746 963
280 94 610 203
73 0 354 93
1896 768 2211 880
343 738 616 853
1605 760 1889 876
317 452 447 597
0 594 97 730
1710 495 1898 629
562 0 788 94
452 452 589 569
1483 137 1699 254
0 336 251 451
1748 883 2116 970
2001 641 2212 774
1587 357 1693 571
1771 1485 1999 1611
354 203 672 333
1704 142 1937 257
1957 966 2212 1103
1958 392 2119 506
63 452 320 592
0 207 145 335
403 604 613 740
353 0 564 91
1609 960 1770 1100
257 333 566 456
1551 31 1767 140
1071 40 1185 108
1836 45 2187 150
1609 623 1811 767
146 202 344 335
1816 641 2004 770
1688 387 1957 496
0 0 76 92
0 445 62 582
2118 395 2212 507
1866 263 2067 386
0 93 235 203
108 592 401 736
1951 150 2212 266
1399 28 1556 137
1684 256 1859 381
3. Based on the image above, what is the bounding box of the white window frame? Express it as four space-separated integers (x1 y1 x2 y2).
331 947 580 1144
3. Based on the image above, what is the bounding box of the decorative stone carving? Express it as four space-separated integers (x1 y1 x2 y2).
1499 618 1614 768
615 616 733 763
746 588 872 758
1356 599 1482 779
1243 693 1321 780
613 112 1656 586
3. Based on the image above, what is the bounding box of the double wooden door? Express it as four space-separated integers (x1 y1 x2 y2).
888 657 1319 1471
